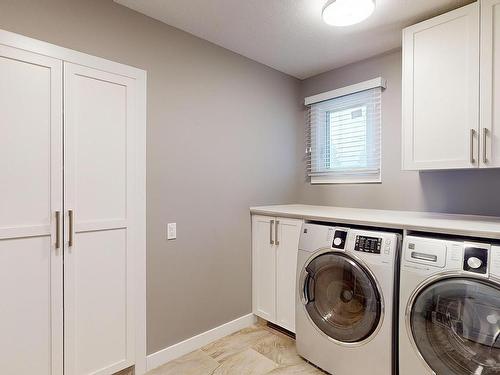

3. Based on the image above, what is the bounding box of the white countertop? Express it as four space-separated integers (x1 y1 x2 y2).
250 204 500 240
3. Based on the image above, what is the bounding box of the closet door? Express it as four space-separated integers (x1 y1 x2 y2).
64 62 136 375
0 45 63 374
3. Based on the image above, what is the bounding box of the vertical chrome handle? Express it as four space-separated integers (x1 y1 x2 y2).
55 211 61 249
275 220 280 246
301 271 310 305
470 128 476 164
68 210 74 247
270 220 274 245
483 128 489 164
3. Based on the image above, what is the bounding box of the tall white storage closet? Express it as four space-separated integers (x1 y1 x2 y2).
0 31 146 375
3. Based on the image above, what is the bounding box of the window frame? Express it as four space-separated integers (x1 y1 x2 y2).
305 78 385 185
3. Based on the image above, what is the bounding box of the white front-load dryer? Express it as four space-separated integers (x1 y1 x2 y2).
296 223 400 375
400 235 500 375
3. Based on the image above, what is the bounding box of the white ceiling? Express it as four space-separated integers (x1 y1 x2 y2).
115 0 473 79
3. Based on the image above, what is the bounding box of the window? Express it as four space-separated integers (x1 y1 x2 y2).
306 80 383 184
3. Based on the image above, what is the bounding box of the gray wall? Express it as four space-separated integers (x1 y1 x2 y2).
0 0 302 354
299 50 500 217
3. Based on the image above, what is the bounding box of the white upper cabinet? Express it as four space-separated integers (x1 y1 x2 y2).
480 0 500 167
402 3 480 170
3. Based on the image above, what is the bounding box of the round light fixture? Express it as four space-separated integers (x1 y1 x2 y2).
322 0 376 27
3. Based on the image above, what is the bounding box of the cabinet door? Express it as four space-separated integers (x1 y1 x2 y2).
0 45 63 375
64 63 136 375
252 215 276 322
275 218 303 333
480 0 500 167
402 3 479 170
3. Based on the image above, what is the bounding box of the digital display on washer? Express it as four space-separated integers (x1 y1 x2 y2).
355 235 382 254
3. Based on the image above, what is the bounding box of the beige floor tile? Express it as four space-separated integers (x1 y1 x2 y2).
212 348 278 375
146 324 330 375
202 325 273 362
255 317 268 327
266 362 328 374
251 333 303 366
115 366 134 375
147 350 219 375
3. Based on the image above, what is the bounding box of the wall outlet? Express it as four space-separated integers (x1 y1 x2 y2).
167 223 176 240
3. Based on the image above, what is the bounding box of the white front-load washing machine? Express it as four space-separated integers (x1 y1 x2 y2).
400 235 500 375
296 223 400 375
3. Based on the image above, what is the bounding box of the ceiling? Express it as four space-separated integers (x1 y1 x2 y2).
115 0 474 79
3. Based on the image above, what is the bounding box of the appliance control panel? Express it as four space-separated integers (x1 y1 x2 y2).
348 228 398 261
354 235 382 254
298 223 399 263
402 236 495 277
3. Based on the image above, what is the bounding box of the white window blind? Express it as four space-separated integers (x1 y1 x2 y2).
306 86 382 184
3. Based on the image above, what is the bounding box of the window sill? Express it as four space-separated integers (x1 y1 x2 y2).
310 175 381 185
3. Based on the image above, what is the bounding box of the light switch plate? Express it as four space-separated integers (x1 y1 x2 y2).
167 223 176 240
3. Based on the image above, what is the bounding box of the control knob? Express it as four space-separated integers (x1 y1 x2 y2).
467 257 483 269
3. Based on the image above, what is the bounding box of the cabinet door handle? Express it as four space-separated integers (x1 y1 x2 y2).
55 211 61 249
275 220 280 246
270 220 274 245
483 128 489 164
470 128 476 164
68 210 74 247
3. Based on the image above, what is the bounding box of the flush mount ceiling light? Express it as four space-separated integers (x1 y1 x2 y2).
322 0 376 26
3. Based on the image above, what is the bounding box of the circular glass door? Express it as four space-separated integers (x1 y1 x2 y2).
303 252 382 343
410 278 500 375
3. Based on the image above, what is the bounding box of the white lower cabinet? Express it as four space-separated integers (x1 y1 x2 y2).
252 215 303 332
252 216 276 322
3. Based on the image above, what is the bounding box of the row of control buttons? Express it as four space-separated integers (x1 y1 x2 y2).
355 236 382 254
332 231 395 255
384 238 391 255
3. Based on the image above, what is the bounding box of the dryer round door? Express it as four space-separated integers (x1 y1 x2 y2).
302 252 382 344
409 277 500 375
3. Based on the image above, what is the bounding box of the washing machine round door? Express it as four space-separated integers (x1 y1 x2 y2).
409 277 500 375
302 252 382 343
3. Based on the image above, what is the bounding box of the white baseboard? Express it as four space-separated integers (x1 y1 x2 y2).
146 313 257 371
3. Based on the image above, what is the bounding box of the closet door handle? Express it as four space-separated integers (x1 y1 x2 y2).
483 128 489 164
55 211 61 249
470 129 476 164
270 220 274 245
68 210 74 247
275 220 280 246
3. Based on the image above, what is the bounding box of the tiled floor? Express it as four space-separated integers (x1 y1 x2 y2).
146 323 327 375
